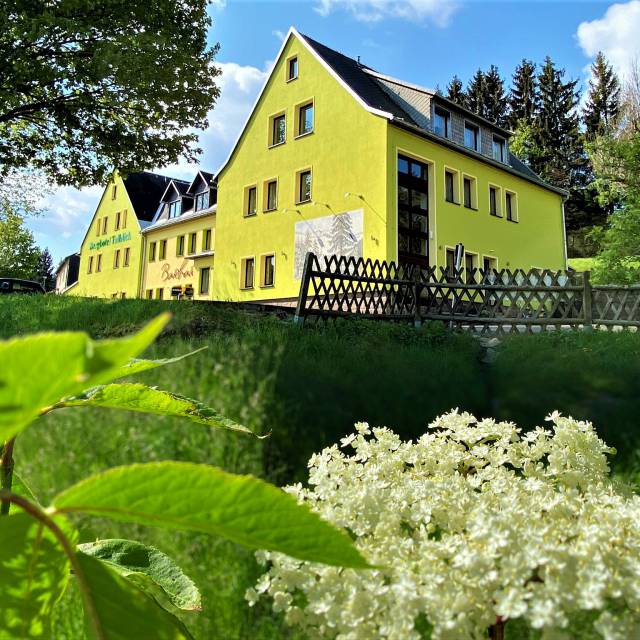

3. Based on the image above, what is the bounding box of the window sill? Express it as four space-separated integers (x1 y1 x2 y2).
464 206 479 211
507 218 519 223
489 212 503 218
244 212 257 218
295 198 312 206
260 284 275 289
294 130 313 140
445 199 460 206
268 141 285 150
240 286 254 291
286 76 298 83
263 207 277 213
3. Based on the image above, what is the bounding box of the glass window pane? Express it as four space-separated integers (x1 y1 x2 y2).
398 185 409 205
398 157 409 174
410 236 427 255
300 104 313 134
398 209 410 229
398 234 409 252
411 214 428 233
412 190 428 210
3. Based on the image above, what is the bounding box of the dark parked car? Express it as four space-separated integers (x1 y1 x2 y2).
0 278 46 295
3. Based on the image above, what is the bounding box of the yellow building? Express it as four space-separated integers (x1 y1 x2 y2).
212 28 567 304
71 171 176 299
140 171 216 301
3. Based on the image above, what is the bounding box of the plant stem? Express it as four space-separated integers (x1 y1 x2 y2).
0 490 105 640
1 437 16 516
489 620 505 640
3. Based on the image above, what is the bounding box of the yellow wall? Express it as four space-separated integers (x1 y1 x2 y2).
213 34 389 302
141 214 215 301
386 126 566 272
70 173 144 298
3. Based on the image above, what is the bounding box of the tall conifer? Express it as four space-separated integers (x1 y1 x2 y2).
584 52 620 138
466 69 488 119
508 60 538 129
483 65 508 127
446 76 467 108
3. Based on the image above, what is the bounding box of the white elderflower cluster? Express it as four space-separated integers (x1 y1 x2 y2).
247 411 640 640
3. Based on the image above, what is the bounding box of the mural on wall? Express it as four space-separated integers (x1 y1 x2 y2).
294 209 364 279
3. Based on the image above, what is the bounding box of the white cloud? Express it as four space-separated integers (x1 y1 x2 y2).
36 60 268 263
272 29 286 42
315 0 459 27
577 0 640 82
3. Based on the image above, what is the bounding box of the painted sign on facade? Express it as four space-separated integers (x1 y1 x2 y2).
89 231 132 251
294 209 364 279
160 261 195 282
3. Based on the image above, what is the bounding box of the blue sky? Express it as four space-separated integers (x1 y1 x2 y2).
31 0 640 264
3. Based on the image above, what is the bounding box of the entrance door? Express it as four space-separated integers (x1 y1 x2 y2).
397 155 429 268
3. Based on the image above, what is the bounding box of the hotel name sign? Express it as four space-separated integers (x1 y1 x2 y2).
89 231 132 251
160 260 195 282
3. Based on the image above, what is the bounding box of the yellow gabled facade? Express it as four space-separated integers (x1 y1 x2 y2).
70 172 144 299
212 28 567 303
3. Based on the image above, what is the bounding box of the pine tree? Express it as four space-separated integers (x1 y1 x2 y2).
508 60 538 129
483 65 508 127
446 76 467 108
35 247 55 290
466 69 488 119
330 213 357 257
583 52 620 139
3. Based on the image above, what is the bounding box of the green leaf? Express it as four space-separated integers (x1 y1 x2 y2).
9 472 39 515
119 348 207 378
53 462 370 569
62 383 256 436
0 313 170 441
78 539 201 612
0 511 76 638
77 551 194 640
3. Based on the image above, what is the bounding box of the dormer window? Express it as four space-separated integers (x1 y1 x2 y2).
287 56 298 81
464 123 479 151
492 136 506 163
168 199 181 218
195 191 210 212
434 107 451 139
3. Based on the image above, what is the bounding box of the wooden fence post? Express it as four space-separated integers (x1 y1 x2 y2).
582 270 593 331
413 268 422 328
294 252 314 326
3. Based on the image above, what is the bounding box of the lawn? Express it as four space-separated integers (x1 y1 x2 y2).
3 295 640 638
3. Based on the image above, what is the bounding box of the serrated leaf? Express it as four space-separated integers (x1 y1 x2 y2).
0 511 76 638
61 383 256 436
77 551 194 640
78 539 201 612
0 314 170 441
119 348 207 378
53 462 370 569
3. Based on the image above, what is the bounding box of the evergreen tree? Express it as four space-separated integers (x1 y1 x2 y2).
35 247 55 290
483 65 508 127
583 52 621 139
466 69 489 119
446 76 467 108
330 213 357 256
508 60 538 129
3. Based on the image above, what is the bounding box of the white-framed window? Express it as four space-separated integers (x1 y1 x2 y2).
464 122 480 151
462 175 477 210
244 185 257 217
464 251 479 283
296 168 312 204
195 191 210 211
240 257 255 289
444 167 460 204
505 190 518 222
269 113 286 147
295 101 314 137
434 106 451 138
489 185 503 217
168 199 181 218
261 253 275 287
492 135 506 162
287 56 298 81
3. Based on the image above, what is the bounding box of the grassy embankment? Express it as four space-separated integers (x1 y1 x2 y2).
2 295 640 639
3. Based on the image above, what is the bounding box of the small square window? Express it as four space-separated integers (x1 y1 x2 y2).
506 191 518 222
245 186 257 216
297 102 314 136
492 136 506 162
188 232 197 255
265 180 278 211
241 257 255 289
434 107 450 138
176 235 185 257
149 242 156 262
489 186 502 217
463 176 477 210
199 267 210 295
287 56 298 81
159 239 167 260
271 114 286 146
464 123 479 151
203 229 212 251
261 254 275 287
297 169 312 204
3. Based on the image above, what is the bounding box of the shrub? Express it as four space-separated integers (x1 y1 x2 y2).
249 411 640 639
